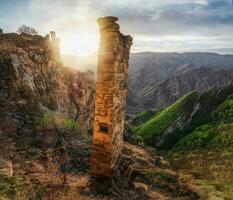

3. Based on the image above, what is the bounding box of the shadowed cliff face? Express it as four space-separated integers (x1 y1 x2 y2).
0 33 95 130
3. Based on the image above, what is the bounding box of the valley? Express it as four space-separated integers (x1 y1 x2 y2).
128 83 233 199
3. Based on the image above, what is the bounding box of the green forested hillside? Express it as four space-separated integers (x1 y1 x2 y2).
173 95 233 153
133 84 233 150
134 92 198 144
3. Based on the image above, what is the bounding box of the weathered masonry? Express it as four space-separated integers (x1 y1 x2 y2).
91 16 133 177
48 31 60 61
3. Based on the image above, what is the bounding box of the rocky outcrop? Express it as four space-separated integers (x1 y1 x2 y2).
0 32 95 132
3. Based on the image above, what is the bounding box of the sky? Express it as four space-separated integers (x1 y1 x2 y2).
0 0 233 55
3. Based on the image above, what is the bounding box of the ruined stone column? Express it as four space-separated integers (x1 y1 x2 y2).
49 31 60 61
91 16 133 178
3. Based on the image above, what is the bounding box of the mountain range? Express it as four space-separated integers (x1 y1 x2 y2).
127 52 233 114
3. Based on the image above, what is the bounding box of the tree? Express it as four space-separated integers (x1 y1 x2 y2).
17 25 38 35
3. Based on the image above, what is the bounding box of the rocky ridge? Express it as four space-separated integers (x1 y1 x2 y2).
0 32 95 131
127 52 233 114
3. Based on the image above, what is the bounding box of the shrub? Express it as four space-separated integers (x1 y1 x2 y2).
172 123 233 152
0 177 17 198
35 112 83 135
35 112 55 129
17 25 38 35
62 119 82 135
210 123 233 148
213 99 233 123
173 126 217 152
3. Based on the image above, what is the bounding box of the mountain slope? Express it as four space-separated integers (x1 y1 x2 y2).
131 83 233 199
133 83 233 149
127 52 233 114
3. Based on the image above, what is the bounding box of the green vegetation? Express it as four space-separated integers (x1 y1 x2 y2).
134 91 198 144
187 86 233 132
129 109 160 126
171 94 233 153
195 179 233 200
214 98 233 123
35 112 83 135
131 84 233 149
171 123 233 153
0 177 17 199
210 123 233 148
62 119 82 135
35 112 54 129
128 84 233 200
173 124 217 152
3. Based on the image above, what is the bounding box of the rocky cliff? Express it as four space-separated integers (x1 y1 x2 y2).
0 32 95 131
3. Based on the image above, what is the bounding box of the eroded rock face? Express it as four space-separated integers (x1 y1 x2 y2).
91 17 133 177
0 32 95 131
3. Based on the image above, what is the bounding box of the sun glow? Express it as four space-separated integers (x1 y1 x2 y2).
60 30 99 56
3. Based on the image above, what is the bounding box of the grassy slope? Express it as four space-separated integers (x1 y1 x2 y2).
128 109 160 127
131 84 233 199
168 94 233 199
171 96 233 153
133 84 233 149
134 91 198 143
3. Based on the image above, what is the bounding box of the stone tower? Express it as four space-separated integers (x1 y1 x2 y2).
91 16 133 177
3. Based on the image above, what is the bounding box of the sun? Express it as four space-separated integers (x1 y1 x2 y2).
60 30 99 56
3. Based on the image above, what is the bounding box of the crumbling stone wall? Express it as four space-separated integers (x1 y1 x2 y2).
91 16 132 177
48 31 60 61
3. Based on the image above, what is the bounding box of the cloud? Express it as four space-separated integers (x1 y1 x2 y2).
95 0 233 36
0 0 232 54
91 0 233 52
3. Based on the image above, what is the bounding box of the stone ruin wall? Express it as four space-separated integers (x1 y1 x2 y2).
48 31 60 61
91 16 132 177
